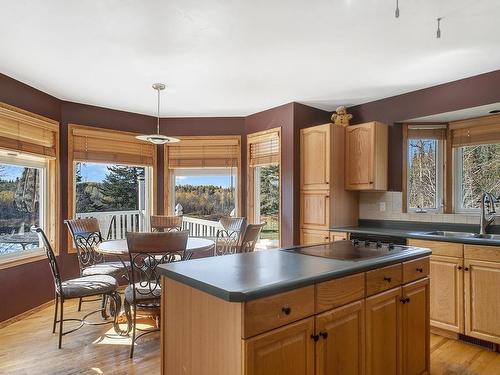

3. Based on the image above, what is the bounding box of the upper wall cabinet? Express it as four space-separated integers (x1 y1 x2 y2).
301 124 331 190
345 121 388 191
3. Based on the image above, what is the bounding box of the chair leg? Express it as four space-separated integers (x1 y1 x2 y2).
130 305 137 358
52 294 59 334
100 294 109 320
58 298 64 349
77 297 82 312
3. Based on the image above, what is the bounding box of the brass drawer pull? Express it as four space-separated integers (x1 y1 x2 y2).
416 267 423 273
383 277 392 282
281 306 291 315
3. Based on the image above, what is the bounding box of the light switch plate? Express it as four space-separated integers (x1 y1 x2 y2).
379 202 386 212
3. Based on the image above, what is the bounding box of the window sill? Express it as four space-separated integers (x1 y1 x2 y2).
0 249 46 270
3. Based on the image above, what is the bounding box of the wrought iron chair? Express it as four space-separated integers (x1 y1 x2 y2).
34 227 121 349
214 216 247 256
124 230 189 358
150 215 183 232
65 218 130 312
239 223 266 253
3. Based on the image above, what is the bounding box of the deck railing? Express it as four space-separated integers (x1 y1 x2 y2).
75 211 221 239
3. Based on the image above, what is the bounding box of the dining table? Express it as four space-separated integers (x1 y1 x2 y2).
97 237 215 259
97 236 215 335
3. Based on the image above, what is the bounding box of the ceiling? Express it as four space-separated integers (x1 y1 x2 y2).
405 102 500 122
0 0 499 117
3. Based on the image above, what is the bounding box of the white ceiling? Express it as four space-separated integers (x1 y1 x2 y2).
405 102 500 122
0 0 499 117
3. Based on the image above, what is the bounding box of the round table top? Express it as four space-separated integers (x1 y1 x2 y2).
97 237 215 256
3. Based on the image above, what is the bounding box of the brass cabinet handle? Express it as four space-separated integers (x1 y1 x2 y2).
457 266 463 270
281 306 291 315
416 267 423 273
311 334 320 342
319 331 328 339
383 277 392 282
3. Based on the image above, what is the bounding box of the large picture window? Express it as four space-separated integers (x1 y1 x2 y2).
74 162 151 239
0 154 47 259
455 143 500 211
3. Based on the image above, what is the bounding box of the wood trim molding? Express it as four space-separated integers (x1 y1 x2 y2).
246 127 282 246
0 102 59 129
163 135 242 216
402 124 408 213
0 251 45 270
0 299 53 329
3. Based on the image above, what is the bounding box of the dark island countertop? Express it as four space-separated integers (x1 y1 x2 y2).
158 242 431 302
332 219 500 246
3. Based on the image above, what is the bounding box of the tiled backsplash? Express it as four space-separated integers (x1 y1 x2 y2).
359 192 500 225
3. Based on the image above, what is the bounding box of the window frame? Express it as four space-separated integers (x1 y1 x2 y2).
0 102 59 269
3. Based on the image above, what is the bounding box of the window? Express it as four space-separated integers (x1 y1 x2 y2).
405 126 445 212
0 153 47 260
74 162 152 239
172 168 237 221
455 143 500 211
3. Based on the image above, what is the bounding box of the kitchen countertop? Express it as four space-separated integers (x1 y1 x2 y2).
158 242 430 302
332 219 500 246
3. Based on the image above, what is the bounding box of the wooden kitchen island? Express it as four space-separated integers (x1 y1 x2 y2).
158 242 431 375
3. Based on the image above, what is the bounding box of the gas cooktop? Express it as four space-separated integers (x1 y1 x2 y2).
289 239 414 261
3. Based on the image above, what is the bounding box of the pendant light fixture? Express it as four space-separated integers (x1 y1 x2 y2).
395 0 400 18
436 17 442 38
136 83 180 145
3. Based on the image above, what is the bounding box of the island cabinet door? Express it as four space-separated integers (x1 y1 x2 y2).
244 317 315 375
365 287 402 375
429 255 464 333
315 300 365 375
401 278 430 375
464 259 500 344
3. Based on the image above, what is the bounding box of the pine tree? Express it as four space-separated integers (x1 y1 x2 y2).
99 166 144 211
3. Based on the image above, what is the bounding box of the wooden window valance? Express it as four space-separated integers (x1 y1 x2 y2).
407 126 447 140
0 103 58 158
166 137 240 168
449 114 500 147
69 124 156 166
247 129 280 167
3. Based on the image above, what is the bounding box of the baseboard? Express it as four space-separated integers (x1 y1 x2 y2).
0 300 53 329
431 326 460 340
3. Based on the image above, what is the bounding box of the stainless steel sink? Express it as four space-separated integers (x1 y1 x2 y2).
473 233 500 240
423 231 476 238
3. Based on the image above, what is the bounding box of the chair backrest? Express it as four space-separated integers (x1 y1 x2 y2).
126 231 189 296
65 218 104 273
150 215 183 232
239 223 266 253
33 227 62 295
214 216 247 256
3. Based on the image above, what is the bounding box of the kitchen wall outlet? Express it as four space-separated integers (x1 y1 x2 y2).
379 202 386 212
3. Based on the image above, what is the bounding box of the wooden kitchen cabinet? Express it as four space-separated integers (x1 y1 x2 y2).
315 300 365 375
429 255 463 333
401 278 430 375
365 287 402 375
300 123 357 244
464 258 500 344
345 122 388 191
300 229 330 245
244 317 315 375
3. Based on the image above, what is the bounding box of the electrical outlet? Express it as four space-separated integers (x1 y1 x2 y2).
379 202 386 212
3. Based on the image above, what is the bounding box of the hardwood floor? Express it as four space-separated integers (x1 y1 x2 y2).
1 299 499 375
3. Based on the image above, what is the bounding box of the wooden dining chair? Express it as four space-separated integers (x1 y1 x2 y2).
214 216 247 256
65 218 130 312
150 215 183 232
124 230 189 358
34 227 121 349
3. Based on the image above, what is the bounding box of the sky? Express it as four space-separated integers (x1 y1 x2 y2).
77 162 234 187
0 165 27 181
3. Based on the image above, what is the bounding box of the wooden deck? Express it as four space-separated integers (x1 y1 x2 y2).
0 299 499 375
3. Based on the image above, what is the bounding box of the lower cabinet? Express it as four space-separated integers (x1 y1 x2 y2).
464 259 500 344
244 317 315 375
316 300 365 375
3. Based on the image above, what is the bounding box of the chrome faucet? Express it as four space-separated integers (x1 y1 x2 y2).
479 192 498 235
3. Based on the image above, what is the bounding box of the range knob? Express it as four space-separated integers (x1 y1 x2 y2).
376 241 382 248
388 243 395 250
352 239 359 246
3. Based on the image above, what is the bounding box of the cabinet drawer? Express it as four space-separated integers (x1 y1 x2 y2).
315 273 365 313
464 245 500 262
408 239 463 257
366 263 402 296
243 286 315 338
403 256 430 283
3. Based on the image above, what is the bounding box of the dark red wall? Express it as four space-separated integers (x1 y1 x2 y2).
348 69 500 190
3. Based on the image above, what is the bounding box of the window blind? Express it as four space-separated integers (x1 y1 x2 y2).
166 137 240 168
0 104 58 158
69 125 156 166
449 116 500 147
407 126 446 140
248 130 280 167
